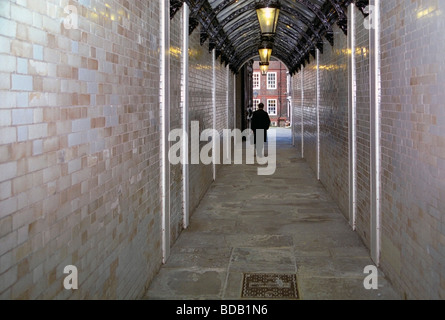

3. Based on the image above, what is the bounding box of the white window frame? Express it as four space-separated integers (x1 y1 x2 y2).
267 72 277 90
253 72 260 89
267 99 277 115
253 99 261 111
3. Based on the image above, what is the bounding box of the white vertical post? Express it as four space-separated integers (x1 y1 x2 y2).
348 3 357 230
369 0 381 265
316 50 320 180
212 50 217 181
226 66 230 162
287 73 291 131
301 69 304 159
291 85 295 147
289 74 294 147
182 4 190 229
227 66 230 130
234 74 237 129
160 0 171 263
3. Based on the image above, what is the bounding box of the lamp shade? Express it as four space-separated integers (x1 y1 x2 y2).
260 62 269 75
256 2 280 36
258 41 273 63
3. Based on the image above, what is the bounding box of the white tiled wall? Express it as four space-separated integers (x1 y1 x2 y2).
0 0 240 299
0 0 164 299
291 0 445 299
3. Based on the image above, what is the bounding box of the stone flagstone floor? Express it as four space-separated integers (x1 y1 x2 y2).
144 128 400 300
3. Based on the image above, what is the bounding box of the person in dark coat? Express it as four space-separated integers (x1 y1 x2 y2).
251 103 271 156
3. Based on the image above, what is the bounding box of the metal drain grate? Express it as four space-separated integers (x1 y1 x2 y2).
241 273 298 299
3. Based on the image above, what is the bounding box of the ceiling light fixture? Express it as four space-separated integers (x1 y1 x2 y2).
260 62 270 75
256 1 281 36
258 38 274 63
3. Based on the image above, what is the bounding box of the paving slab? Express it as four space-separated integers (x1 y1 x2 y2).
144 128 400 300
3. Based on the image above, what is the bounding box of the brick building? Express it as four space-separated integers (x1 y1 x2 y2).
252 60 289 127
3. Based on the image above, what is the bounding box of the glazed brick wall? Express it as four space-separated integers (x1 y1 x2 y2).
215 60 228 134
354 6 371 247
318 26 349 217
214 58 230 175
379 0 445 299
188 25 215 214
291 71 303 155
292 26 350 219
227 72 235 131
301 63 318 175
0 1 236 299
188 30 232 211
291 1 445 299
169 5 183 245
0 0 162 299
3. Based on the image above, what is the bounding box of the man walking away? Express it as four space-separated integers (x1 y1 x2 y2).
251 102 271 157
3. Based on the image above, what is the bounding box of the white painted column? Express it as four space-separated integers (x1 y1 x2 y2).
369 0 381 265
316 50 320 181
234 74 237 130
289 74 294 147
227 66 230 130
160 0 171 263
348 3 357 230
212 50 217 181
182 4 190 229
226 66 231 163
301 69 304 159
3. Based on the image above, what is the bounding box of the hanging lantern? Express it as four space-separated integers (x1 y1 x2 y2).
256 1 281 36
260 62 270 75
258 40 273 63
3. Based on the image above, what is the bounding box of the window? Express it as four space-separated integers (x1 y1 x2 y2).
253 72 260 89
267 99 277 115
253 99 261 111
267 72 277 89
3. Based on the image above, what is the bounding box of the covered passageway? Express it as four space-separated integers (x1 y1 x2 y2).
0 0 444 300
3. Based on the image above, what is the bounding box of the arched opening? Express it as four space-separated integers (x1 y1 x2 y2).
236 56 291 140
